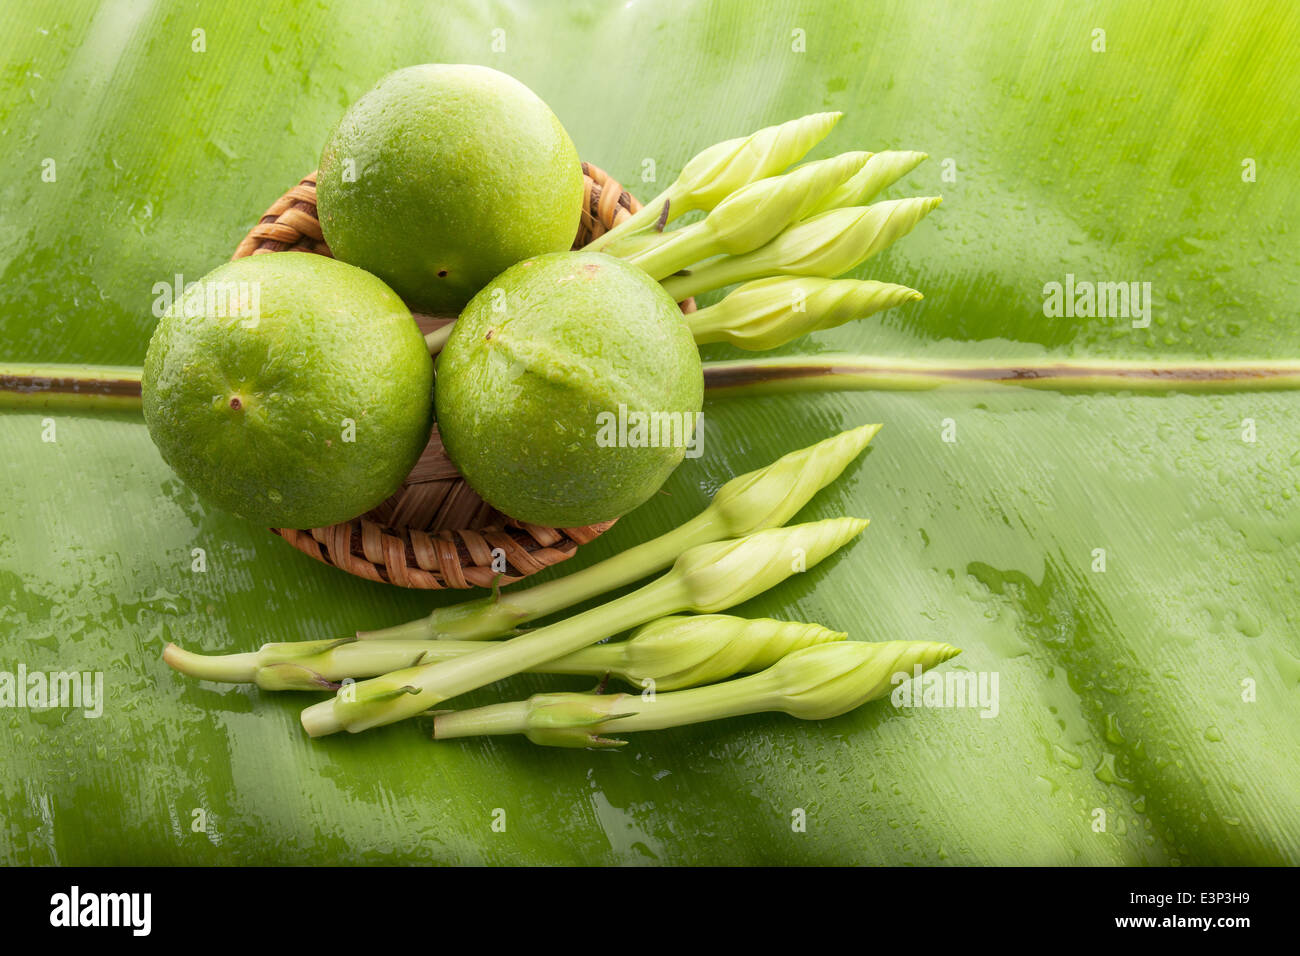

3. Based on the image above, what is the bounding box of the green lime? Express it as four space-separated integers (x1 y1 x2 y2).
142 253 434 529
317 64 583 314
435 251 703 528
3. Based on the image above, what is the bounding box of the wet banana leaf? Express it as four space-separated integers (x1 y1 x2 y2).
1 0 1297 864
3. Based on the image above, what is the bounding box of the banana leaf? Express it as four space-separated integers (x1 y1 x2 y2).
1 0 1297 865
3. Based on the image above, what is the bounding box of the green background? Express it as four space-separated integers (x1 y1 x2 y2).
1 0 1297 864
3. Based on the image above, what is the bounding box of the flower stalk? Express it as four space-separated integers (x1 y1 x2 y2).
584 112 843 251
300 517 870 736
432 640 961 747
688 276 922 350
661 197 943 302
361 423 882 642
162 615 844 692
619 152 872 281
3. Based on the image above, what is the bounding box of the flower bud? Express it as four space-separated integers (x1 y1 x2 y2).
768 641 962 720
674 112 843 213
806 150 929 215
673 518 869 613
623 614 846 690
662 196 942 301
690 276 921 350
705 151 873 255
707 425 881 536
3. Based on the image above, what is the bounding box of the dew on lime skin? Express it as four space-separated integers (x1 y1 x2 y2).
140 253 433 529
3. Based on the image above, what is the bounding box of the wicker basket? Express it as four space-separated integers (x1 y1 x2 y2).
232 163 693 589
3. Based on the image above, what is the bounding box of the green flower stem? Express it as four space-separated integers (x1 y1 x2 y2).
162 616 844 692
584 112 843 252
304 580 672 735
437 699 536 738
432 640 961 748
359 424 882 642
620 152 872 281
661 197 943 302
701 355 1300 395
165 638 456 690
689 276 922 350
354 616 440 641
805 150 930 214
599 230 668 260
0 363 143 412
300 517 869 736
